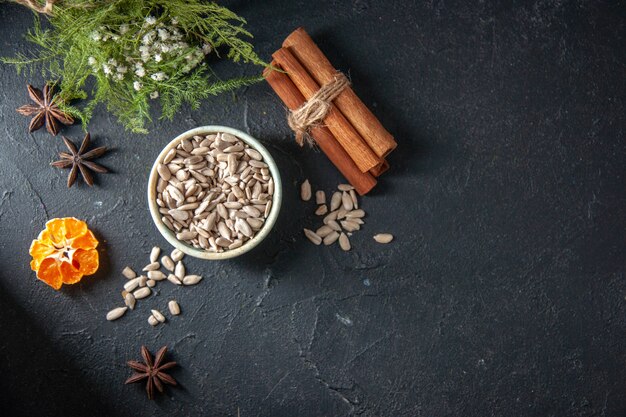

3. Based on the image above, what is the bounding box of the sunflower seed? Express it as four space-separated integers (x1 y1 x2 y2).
148 315 159 326
315 205 328 216
133 287 151 299
151 309 166 323
175 261 185 279
167 274 182 285
169 209 189 222
340 220 361 232
156 131 274 252
327 220 341 231
330 192 342 211
157 164 171 181
338 233 351 251
324 210 339 224
168 300 181 315
300 179 312 201
183 275 203 285
341 192 353 211
315 190 326 204
161 255 175 271
337 184 354 191
124 293 136 310
323 231 340 245
147 270 166 280
124 278 141 292
147 279 156 288
349 189 358 209
373 233 394 243
106 307 127 321
163 148 177 164
346 209 365 218
142 261 160 271
122 266 136 279
171 248 184 262
138 275 148 287
316 225 334 238
303 228 322 245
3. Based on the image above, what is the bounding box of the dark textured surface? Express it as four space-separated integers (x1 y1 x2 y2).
0 1 625 416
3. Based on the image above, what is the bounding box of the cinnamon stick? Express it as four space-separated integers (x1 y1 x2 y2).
272 47 382 174
263 63 377 195
283 27 397 158
370 159 389 177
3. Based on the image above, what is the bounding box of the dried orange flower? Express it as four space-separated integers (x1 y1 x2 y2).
29 217 99 290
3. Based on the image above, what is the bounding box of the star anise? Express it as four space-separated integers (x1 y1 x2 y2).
16 84 74 136
125 346 178 400
50 133 108 187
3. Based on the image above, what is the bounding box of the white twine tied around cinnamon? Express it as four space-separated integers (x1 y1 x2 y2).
287 72 350 146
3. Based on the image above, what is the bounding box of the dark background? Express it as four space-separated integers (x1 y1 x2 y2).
0 1 625 416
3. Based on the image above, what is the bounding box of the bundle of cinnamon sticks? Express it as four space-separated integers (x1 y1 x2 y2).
263 27 397 195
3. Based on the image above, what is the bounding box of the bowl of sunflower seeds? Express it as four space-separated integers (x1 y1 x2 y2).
148 126 282 260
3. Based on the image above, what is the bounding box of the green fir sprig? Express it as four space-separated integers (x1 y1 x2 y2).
2 0 265 133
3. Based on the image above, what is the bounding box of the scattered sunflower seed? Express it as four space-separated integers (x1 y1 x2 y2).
174 261 185 280
133 287 151 299
147 270 166 280
124 293 136 310
151 309 166 323
171 248 184 262
338 233 351 251
142 262 160 271
161 255 175 271
303 228 322 245
315 205 328 216
182 275 203 285
330 192 342 211
373 233 394 244
323 231 340 245
300 179 312 201
106 307 128 321
149 246 161 263
148 315 159 326
122 266 136 279
315 190 326 205
167 274 182 285
168 300 181 315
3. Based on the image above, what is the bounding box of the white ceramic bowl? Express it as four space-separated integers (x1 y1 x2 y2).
147 126 282 260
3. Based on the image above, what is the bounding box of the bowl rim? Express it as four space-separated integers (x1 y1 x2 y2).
147 125 282 260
